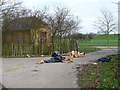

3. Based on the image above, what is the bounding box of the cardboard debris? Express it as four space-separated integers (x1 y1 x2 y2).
36 60 45 64
63 56 74 63
66 51 86 58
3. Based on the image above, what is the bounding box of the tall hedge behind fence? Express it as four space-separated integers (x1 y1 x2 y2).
2 30 78 57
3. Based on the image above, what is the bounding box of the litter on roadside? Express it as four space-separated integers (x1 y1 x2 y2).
93 62 97 65
36 51 74 64
97 57 111 62
36 50 87 64
65 51 86 58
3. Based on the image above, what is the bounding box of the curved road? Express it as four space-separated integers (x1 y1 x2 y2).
1 46 118 88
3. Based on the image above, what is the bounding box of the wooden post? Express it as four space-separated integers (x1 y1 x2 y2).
12 43 14 56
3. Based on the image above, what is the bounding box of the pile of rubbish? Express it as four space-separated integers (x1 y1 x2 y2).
36 51 72 64
36 51 86 64
65 50 86 58
44 51 66 63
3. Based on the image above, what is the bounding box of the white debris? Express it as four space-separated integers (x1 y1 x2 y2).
26 54 30 57
93 62 97 65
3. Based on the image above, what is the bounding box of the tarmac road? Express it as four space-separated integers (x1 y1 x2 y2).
1 46 118 88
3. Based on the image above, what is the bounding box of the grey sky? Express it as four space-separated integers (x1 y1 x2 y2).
20 0 119 34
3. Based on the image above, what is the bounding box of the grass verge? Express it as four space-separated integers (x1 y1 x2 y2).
76 54 120 89
79 45 101 53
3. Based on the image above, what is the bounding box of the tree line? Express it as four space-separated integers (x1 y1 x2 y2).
0 0 117 57
1 0 82 57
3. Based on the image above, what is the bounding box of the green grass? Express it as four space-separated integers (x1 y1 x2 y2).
78 45 101 53
80 34 118 46
94 34 118 40
78 34 118 53
77 54 119 88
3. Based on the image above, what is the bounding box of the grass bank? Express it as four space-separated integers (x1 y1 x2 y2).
77 54 119 88
78 34 118 53
79 34 118 46
78 45 101 53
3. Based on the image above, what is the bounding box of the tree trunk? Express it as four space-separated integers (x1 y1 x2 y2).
51 35 55 52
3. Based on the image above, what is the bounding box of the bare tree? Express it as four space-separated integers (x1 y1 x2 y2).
46 7 81 52
94 9 117 44
0 0 22 28
32 6 48 21
94 9 117 35
94 9 118 52
0 0 22 17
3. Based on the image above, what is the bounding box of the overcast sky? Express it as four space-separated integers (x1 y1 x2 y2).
20 0 119 34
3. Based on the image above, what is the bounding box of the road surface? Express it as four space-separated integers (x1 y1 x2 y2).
0 46 118 88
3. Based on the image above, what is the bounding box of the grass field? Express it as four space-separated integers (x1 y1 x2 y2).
78 34 118 53
77 54 119 88
78 45 100 53
79 34 118 46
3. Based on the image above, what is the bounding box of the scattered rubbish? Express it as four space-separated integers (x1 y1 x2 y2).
65 60 72 63
44 51 65 63
32 69 39 72
26 54 30 57
93 63 97 65
36 51 65 64
36 60 45 64
97 57 111 62
36 51 75 64
36 50 86 64
41 55 45 57
63 56 74 63
66 51 86 58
